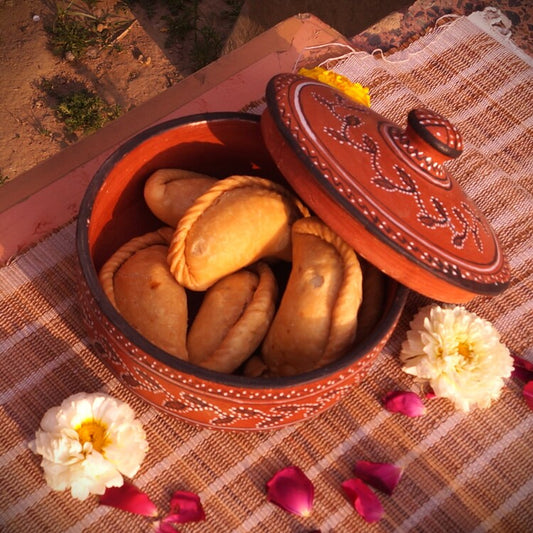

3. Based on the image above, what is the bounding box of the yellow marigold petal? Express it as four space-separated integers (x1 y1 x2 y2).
298 66 371 107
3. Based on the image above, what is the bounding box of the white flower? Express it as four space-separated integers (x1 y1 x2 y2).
400 304 513 412
29 392 148 500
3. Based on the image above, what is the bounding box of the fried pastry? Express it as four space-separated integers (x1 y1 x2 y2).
242 355 269 378
168 175 309 291
261 217 363 376
99 227 188 360
144 168 217 227
187 262 277 373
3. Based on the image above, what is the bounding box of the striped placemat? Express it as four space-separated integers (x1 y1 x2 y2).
1 10 532 532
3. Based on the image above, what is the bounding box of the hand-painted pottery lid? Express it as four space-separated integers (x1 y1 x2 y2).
261 73 510 303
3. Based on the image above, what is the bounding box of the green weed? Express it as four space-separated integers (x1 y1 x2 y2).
191 24 223 71
37 76 122 136
46 1 134 59
159 0 244 69
56 90 121 133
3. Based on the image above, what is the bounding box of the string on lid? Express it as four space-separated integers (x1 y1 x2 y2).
294 13 461 70
292 42 359 72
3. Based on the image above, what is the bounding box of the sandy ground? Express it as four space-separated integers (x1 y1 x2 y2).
4 1 529 185
0 0 236 183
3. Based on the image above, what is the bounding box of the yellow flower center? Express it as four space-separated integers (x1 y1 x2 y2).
76 420 109 453
457 342 473 362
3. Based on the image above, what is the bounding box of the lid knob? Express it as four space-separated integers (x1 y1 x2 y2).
395 108 463 179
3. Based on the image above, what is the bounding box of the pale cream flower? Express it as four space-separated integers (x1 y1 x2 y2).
400 304 513 412
29 392 148 500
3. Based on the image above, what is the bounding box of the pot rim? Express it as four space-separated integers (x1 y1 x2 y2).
76 111 409 389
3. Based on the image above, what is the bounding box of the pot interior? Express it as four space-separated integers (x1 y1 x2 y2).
77 112 408 388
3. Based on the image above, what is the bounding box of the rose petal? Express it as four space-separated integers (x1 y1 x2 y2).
166 491 205 524
99 481 158 517
523 381 533 411
266 466 314 517
353 461 403 495
512 354 533 382
341 478 384 523
383 391 426 417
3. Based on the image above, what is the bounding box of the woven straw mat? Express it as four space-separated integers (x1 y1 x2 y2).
1 11 532 533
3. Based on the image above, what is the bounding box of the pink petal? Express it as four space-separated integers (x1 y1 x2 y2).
100 481 158 517
341 478 384 523
166 491 205 524
512 354 533 382
383 391 426 417
353 461 403 495
266 466 314 517
523 381 533 411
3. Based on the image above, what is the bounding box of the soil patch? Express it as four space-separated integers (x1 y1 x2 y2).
0 0 241 183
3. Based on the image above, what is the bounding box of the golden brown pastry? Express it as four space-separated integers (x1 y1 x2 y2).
168 175 309 291
187 262 278 373
261 217 363 376
242 355 269 378
144 168 217 227
99 227 188 360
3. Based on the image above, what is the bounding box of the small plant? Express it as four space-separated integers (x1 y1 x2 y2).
0 174 9 186
56 89 121 134
162 9 196 48
37 75 122 136
37 74 88 100
35 122 54 138
48 4 96 58
46 0 133 59
191 24 223 71
158 0 243 70
124 0 243 71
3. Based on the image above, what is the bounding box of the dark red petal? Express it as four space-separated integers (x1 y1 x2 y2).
383 391 426 417
166 491 205 523
99 481 158 517
512 354 533 382
523 381 533 411
266 466 314 517
353 461 403 495
341 478 384 523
